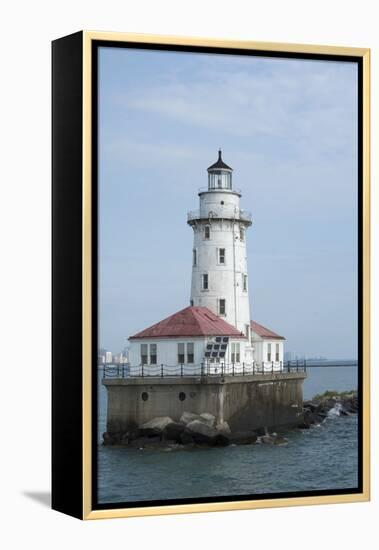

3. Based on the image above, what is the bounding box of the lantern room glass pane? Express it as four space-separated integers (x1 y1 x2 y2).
208 171 232 190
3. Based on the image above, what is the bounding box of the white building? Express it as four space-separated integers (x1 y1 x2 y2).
250 321 285 371
128 151 285 374
129 305 247 375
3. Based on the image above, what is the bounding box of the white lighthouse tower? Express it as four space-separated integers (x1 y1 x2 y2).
188 151 253 353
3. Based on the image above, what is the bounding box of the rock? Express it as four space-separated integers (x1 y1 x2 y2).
343 399 358 413
120 433 129 445
211 433 230 447
139 416 173 437
298 405 326 428
313 413 326 424
199 413 216 427
259 433 287 445
216 421 231 434
297 422 311 430
163 422 186 442
324 398 337 410
229 431 257 445
102 431 117 445
180 412 200 425
180 431 194 445
273 435 288 446
338 405 350 416
185 420 229 446
299 409 318 428
255 427 267 437
186 420 217 442
303 401 319 412
261 434 276 444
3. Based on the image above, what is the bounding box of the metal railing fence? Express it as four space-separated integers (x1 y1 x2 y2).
101 360 307 379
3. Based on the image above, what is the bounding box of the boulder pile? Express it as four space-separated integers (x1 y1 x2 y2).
298 391 358 429
103 411 264 448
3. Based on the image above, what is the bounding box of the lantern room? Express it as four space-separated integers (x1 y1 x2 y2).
207 149 233 191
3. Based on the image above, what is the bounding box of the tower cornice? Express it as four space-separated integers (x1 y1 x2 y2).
187 215 252 227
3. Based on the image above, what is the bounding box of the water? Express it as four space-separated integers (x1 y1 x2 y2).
97 366 358 504
303 364 357 400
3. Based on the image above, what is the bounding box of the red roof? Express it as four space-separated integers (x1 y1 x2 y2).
250 320 285 340
129 306 245 339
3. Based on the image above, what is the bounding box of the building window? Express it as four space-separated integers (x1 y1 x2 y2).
193 248 197 266
231 342 240 363
141 343 148 365
275 343 280 362
150 344 157 364
218 298 226 315
245 324 250 339
242 273 247 291
178 343 185 364
267 343 272 362
240 227 245 241
204 225 210 239
202 273 209 290
218 248 225 264
187 343 194 363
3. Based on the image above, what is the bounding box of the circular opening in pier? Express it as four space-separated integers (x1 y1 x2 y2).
179 392 186 401
141 392 149 401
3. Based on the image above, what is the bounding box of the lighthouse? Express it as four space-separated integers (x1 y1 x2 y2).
102 150 304 441
127 150 285 371
188 150 252 343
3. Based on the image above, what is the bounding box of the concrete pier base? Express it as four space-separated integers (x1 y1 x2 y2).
103 372 307 434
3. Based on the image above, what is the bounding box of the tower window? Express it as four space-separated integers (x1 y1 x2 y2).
218 248 225 264
140 343 148 365
245 324 250 339
204 225 210 239
275 343 280 362
218 299 226 316
240 227 245 241
242 273 248 291
193 248 197 266
267 343 272 362
178 343 185 364
231 342 240 363
202 273 209 290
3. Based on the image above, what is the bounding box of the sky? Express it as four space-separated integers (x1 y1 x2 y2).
98 46 358 359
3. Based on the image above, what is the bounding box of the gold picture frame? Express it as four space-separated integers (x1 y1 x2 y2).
52 31 370 520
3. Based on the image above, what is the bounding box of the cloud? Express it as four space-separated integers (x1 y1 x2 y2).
118 58 357 159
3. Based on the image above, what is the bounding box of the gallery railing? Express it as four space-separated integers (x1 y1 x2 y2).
187 209 252 223
101 360 307 380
